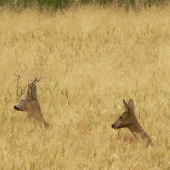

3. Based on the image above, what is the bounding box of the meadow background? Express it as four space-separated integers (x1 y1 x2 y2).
0 4 170 170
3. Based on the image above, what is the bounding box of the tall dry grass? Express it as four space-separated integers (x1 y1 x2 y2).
0 5 170 169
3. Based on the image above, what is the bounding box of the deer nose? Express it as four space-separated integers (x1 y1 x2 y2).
14 105 20 111
112 124 115 128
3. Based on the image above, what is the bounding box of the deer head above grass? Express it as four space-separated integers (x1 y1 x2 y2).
112 99 152 147
14 78 49 127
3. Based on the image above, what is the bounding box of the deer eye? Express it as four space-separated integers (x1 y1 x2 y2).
119 116 123 119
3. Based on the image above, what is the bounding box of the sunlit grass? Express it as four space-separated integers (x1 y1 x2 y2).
0 5 170 169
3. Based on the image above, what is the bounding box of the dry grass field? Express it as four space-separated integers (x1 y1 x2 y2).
0 5 170 169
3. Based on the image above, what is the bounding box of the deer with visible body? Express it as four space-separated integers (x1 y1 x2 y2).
112 99 152 146
14 78 49 127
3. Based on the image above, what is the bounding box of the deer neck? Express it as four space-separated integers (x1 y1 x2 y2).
27 100 49 127
127 117 152 144
27 100 42 117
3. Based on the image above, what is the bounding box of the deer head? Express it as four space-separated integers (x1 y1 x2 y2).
112 99 136 129
14 78 40 112
111 99 152 146
14 78 49 127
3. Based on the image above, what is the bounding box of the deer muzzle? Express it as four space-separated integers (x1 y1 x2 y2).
14 105 24 111
112 124 118 129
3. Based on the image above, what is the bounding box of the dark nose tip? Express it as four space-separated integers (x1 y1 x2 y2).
112 124 115 128
14 105 19 110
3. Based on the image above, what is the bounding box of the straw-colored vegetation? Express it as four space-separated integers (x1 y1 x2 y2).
0 5 170 169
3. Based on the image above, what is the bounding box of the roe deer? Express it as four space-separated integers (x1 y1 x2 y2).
112 99 152 146
14 78 49 127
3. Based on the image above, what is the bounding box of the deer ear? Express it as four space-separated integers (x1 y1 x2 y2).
27 84 37 99
128 99 135 114
32 85 38 99
123 99 129 112
27 85 32 95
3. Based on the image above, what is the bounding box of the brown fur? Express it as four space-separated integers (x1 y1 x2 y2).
112 99 152 147
14 78 49 127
